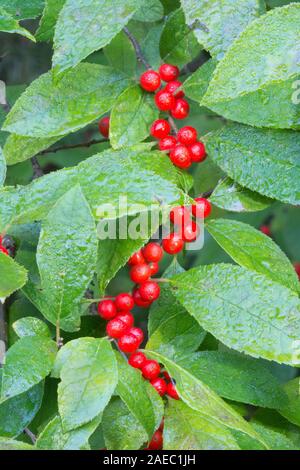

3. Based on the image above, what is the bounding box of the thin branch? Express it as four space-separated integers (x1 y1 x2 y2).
31 156 44 179
24 428 37 445
123 27 151 69
168 116 178 134
36 138 105 157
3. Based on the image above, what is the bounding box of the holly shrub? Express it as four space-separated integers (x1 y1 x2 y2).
0 0 300 452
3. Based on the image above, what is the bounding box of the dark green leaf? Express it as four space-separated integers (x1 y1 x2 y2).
170 264 300 365
104 32 136 77
277 378 300 427
13 317 51 339
0 8 36 41
0 0 45 19
36 0 64 42
205 123 300 205
134 0 164 22
202 4 300 129
183 59 216 103
0 251 27 298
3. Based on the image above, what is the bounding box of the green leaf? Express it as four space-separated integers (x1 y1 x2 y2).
205 123 300 205
0 8 36 41
58 338 117 431
277 378 300 427
0 252 27 298
234 421 299 450
3 63 131 138
0 0 45 20
164 399 239 450
13 317 51 339
4 133 60 166
180 0 264 60
160 8 200 68
1 336 57 400
134 0 164 22
170 264 300 365
0 370 44 438
116 353 156 439
147 260 205 360
52 0 142 74
0 147 6 185
146 350 267 447
178 351 288 409
36 186 98 331
0 438 35 450
36 414 102 450
183 59 217 103
206 219 299 293
209 177 272 212
104 31 136 77
102 397 147 450
202 4 300 129
36 0 64 42
110 85 158 149
0 147 191 232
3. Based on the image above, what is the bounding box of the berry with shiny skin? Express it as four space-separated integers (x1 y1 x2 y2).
142 242 163 263
139 281 160 302
294 263 300 280
127 327 144 345
162 232 184 255
149 262 159 276
142 359 161 380
164 80 184 98
132 288 152 308
130 263 151 283
147 430 163 450
115 292 134 311
170 205 191 226
118 333 141 353
0 245 9 256
128 249 145 266
167 382 180 400
155 90 176 111
106 318 128 339
177 126 197 146
170 145 192 169
158 135 177 152
260 225 271 237
98 116 110 138
128 352 147 369
150 119 171 139
170 98 190 120
159 63 179 82
151 377 167 396
189 141 206 162
140 70 161 92
163 371 171 381
97 299 117 320
192 198 212 219
182 220 200 242
116 312 134 329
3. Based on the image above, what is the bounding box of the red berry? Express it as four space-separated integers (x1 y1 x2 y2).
127 327 144 345
116 312 134 329
118 333 140 354
115 293 134 311
177 126 197 146
155 90 176 111
171 99 190 120
170 205 191 226
130 263 151 283
97 299 117 320
182 220 200 242
163 371 171 381
98 116 110 139
294 263 300 280
170 145 192 169
142 242 163 263
151 377 167 396
106 318 128 339
158 135 177 152
167 382 180 400
260 225 271 237
0 245 9 256
162 232 184 255
132 288 152 308
192 198 212 218
159 63 179 82
149 261 159 276
147 430 163 450
150 119 171 139
128 249 145 266
140 70 161 92
189 141 206 162
165 80 184 98
128 352 147 369
139 281 160 302
142 360 160 380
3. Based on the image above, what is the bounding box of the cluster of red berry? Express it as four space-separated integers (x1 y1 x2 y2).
140 63 206 170
0 236 8 256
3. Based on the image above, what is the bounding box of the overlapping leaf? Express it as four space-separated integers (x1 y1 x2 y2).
0 252 27 298
0 8 36 41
